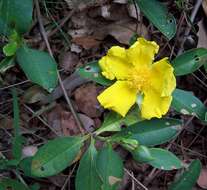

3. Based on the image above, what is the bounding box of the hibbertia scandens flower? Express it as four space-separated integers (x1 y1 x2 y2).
97 38 176 119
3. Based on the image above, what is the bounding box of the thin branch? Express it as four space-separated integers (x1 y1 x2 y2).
124 168 148 190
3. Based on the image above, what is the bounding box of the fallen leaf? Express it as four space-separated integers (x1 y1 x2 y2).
70 43 82 53
127 3 141 20
100 4 129 21
106 20 149 44
47 104 64 136
74 84 103 117
197 168 207 189
23 86 48 104
78 113 95 132
72 36 101 49
202 0 207 17
197 20 207 48
59 51 80 72
61 111 81 136
0 117 13 129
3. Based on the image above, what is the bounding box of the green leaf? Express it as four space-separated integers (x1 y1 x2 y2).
0 0 33 34
0 56 15 74
31 137 83 177
19 157 33 177
169 159 202 190
113 118 182 146
172 48 207 76
132 145 154 163
135 0 176 40
95 106 142 135
96 145 124 190
0 179 30 190
75 139 102 190
12 89 25 162
0 159 10 170
12 135 25 162
77 61 114 86
172 88 207 121
3 41 18 56
147 148 182 170
16 46 58 92
0 17 11 36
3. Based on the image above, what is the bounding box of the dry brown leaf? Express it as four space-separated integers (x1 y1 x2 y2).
61 111 81 136
59 51 80 72
100 4 129 21
127 3 141 20
197 20 207 48
197 168 207 189
47 104 63 136
72 36 101 49
74 84 103 117
106 21 149 44
202 0 207 17
69 7 148 46
78 113 95 132
23 86 48 104
0 117 13 129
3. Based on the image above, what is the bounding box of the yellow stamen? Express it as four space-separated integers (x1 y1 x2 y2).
127 66 151 91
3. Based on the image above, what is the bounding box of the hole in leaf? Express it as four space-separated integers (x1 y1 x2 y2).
194 55 200 62
85 66 91 71
40 166 45 171
168 19 173 23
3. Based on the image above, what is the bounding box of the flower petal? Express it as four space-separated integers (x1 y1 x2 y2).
141 89 172 119
150 58 176 97
127 37 159 68
97 81 137 117
99 46 133 80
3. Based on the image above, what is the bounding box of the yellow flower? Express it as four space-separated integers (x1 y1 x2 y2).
97 38 176 119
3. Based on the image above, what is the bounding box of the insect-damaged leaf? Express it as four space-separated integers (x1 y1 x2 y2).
96 145 124 190
31 137 83 177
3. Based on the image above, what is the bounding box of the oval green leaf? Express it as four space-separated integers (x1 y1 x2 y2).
0 0 33 34
135 0 176 40
132 145 154 163
148 148 182 170
172 88 207 121
31 137 83 177
0 179 30 190
77 61 114 86
16 46 58 92
113 118 182 146
96 145 124 190
172 48 207 76
75 140 102 190
169 159 202 190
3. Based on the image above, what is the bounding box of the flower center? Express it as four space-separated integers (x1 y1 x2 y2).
128 67 151 91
